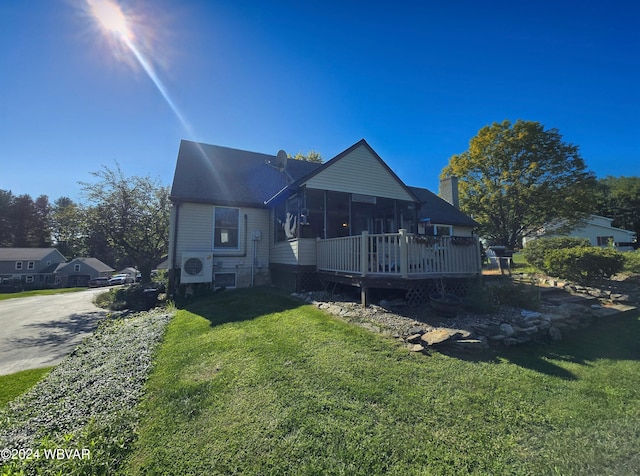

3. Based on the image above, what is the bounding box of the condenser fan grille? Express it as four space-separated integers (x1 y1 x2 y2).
183 257 203 275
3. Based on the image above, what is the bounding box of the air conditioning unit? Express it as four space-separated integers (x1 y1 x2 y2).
180 252 213 283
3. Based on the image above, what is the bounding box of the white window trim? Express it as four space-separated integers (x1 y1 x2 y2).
15 261 23 270
74 264 81 272
26 275 34 283
213 207 241 251
27 261 35 270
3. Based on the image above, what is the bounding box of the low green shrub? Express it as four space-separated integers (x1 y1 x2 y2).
95 284 166 311
490 279 541 310
463 278 540 313
94 289 119 309
522 237 590 270
623 250 640 273
463 278 498 313
544 247 625 284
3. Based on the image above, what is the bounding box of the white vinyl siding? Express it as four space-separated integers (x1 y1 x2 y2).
270 239 317 266
304 145 415 201
171 203 271 287
175 203 214 260
452 227 474 237
529 215 636 249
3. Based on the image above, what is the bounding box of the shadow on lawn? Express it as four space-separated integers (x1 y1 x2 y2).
446 311 640 380
182 286 305 327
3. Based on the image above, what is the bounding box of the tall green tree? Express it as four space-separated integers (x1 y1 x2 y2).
51 197 84 258
442 119 597 248
0 190 13 246
8 194 43 247
33 195 52 247
289 150 323 163
0 191 52 247
80 164 170 283
596 176 640 245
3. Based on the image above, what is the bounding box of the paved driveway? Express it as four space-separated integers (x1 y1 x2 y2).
0 289 107 376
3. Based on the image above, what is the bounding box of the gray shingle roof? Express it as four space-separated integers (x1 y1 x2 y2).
408 186 479 228
77 258 115 272
56 258 114 273
0 247 66 261
170 140 478 230
170 140 322 207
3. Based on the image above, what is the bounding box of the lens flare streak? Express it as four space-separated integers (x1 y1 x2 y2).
85 0 192 135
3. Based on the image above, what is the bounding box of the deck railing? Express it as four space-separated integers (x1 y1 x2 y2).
316 230 481 277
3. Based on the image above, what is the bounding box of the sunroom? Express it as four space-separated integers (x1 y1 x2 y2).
269 184 481 294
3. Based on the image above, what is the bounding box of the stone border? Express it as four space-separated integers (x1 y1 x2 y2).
292 274 638 354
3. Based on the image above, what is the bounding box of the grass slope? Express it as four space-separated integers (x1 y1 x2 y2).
0 288 85 301
124 288 640 475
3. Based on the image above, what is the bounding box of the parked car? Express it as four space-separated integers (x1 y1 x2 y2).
88 277 110 288
108 274 134 285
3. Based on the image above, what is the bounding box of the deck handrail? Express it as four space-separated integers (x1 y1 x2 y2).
316 231 481 277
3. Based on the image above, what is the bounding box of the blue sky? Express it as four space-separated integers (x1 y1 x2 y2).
1 0 639 203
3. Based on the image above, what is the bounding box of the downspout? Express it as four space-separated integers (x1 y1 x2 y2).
251 238 256 287
170 200 180 298
243 214 248 257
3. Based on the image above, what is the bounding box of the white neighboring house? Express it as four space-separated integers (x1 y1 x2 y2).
523 215 637 251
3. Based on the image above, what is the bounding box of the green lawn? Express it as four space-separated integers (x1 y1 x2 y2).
0 367 53 407
0 287 86 301
123 288 640 475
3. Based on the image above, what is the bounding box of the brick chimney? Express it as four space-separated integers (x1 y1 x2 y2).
439 176 459 208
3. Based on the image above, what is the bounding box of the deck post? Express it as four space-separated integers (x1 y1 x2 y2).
360 231 368 276
361 285 368 307
399 229 408 278
316 237 321 270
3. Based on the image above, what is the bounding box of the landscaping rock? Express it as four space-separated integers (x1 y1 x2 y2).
406 333 423 344
303 274 637 353
499 323 515 337
420 329 451 346
454 338 488 352
549 326 563 341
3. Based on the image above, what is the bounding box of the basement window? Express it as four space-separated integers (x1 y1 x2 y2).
214 272 236 289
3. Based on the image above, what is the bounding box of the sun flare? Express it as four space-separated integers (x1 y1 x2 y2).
82 0 195 137
87 0 132 40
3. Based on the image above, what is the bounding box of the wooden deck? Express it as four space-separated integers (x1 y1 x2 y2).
315 231 482 305
316 231 481 278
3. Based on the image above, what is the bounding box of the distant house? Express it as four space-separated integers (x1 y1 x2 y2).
116 267 139 279
0 248 67 286
523 215 637 251
168 139 481 304
55 258 115 287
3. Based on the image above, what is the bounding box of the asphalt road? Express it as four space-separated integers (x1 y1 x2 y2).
0 289 108 376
